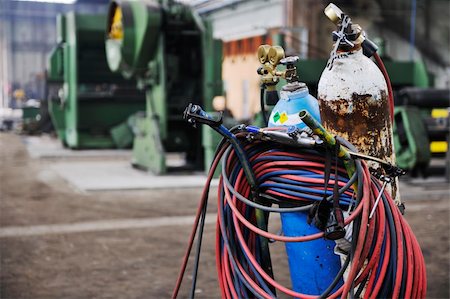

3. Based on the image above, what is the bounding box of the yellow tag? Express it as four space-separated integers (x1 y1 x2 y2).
280 112 288 124
430 141 448 153
431 109 449 118
109 6 123 40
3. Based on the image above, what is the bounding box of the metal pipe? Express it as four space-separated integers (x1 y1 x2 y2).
299 109 356 180
299 110 351 160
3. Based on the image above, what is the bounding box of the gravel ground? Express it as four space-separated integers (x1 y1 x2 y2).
0 133 449 298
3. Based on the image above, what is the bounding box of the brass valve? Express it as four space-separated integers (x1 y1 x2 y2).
257 44 300 105
324 3 378 60
257 45 284 88
257 44 284 105
324 3 343 25
257 45 299 86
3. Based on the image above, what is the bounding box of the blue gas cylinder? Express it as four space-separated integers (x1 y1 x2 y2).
268 83 320 130
267 82 343 295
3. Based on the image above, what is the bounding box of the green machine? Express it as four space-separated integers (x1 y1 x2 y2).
21 102 41 134
105 0 223 174
47 12 146 149
393 88 449 177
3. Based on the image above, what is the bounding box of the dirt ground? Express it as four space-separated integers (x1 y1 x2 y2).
0 132 449 299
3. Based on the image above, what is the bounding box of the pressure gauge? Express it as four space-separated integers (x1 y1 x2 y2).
257 45 271 64
268 46 284 66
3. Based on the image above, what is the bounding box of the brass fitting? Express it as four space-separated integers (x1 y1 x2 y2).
324 3 365 51
257 44 271 64
268 46 284 66
324 3 378 57
324 3 343 24
257 44 288 105
256 45 286 89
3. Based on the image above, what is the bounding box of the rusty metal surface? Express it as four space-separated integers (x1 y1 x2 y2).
319 91 392 163
318 49 400 203
319 91 398 200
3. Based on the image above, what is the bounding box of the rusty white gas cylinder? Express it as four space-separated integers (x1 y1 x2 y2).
318 48 399 203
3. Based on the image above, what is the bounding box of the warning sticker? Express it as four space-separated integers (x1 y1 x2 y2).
273 112 281 123
270 111 303 126
280 112 288 124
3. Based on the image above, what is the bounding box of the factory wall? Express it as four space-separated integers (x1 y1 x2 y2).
0 0 108 108
222 35 274 120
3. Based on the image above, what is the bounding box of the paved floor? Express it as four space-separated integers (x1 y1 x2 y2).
50 160 218 191
24 135 217 191
23 135 132 160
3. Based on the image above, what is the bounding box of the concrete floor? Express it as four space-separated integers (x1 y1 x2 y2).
1 133 449 298
23 135 217 192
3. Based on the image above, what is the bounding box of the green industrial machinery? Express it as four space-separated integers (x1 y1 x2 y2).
105 0 223 174
393 88 449 177
47 12 146 149
393 106 431 172
21 102 41 134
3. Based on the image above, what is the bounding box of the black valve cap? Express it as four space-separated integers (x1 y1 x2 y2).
362 38 378 58
265 90 279 106
324 210 346 240
398 202 406 215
